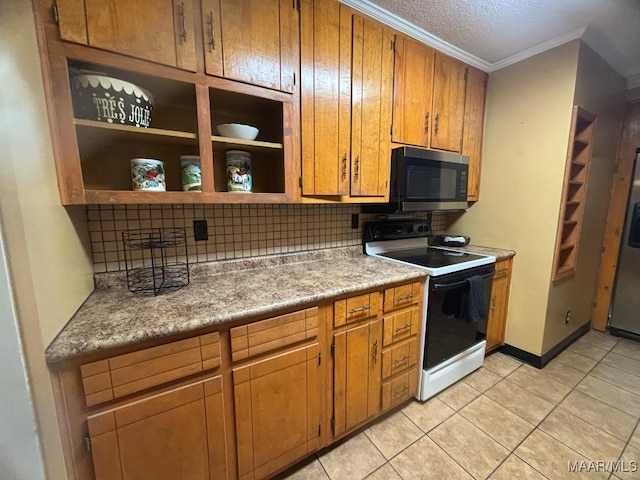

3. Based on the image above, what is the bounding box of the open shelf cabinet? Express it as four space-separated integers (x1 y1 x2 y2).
44 50 297 204
552 106 597 281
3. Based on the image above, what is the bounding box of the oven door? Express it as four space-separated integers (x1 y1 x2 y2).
424 264 495 370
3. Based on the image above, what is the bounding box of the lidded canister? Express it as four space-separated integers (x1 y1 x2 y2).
180 155 201 191
226 150 252 193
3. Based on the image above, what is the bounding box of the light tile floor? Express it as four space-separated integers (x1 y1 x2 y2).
277 330 640 480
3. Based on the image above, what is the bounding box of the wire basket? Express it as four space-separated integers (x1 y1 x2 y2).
122 228 189 296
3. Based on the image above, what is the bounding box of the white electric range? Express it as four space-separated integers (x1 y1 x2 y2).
364 220 496 401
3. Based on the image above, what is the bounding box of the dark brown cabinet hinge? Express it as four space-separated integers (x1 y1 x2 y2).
52 3 59 24
390 38 395 52
330 342 335 357
299 176 302 188
318 352 321 366
390 124 393 136
83 435 91 452
330 416 335 433
318 424 321 436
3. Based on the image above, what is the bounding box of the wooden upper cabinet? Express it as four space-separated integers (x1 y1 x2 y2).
463 66 488 201
201 0 299 93
300 0 393 198
350 14 394 197
391 36 435 147
391 40 467 153
431 53 467 152
55 0 197 71
300 0 352 196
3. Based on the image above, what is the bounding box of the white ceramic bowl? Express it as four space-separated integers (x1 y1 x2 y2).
216 123 259 141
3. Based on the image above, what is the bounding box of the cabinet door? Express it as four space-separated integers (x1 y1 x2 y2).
57 0 197 71
463 67 488 201
233 344 321 480
87 375 228 480
391 36 435 147
431 53 466 152
203 0 299 93
350 14 394 197
300 0 352 195
333 319 381 436
486 260 512 352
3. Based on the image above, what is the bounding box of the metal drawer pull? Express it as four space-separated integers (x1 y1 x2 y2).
393 355 411 365
348 305 371 314
394 323 413 332
396 293 414 301
341 154 347 180
393 385 409 397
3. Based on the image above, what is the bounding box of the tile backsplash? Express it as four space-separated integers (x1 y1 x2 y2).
87 204 447 273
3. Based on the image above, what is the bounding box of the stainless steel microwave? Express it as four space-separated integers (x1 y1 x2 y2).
364 147 470 213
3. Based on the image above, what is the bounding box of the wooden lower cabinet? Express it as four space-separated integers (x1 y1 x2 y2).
485 258 513 352
332 319 382 436
53 283 425 479
87 375 228 480
233 343 321 480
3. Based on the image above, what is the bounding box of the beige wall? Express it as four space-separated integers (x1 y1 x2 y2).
542 44 626 353
0 1 95 478
447 41 581 356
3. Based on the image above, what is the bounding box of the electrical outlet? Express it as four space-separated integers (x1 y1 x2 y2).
193 220 208 241
565 310 571 323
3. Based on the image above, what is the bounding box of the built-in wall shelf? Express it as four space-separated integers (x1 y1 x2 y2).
552 106 597 281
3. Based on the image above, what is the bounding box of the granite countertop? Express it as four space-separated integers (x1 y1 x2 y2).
45 247 427 364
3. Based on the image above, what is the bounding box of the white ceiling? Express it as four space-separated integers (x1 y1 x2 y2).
342 0 640 89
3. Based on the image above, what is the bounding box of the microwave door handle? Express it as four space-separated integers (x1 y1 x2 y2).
432 271 494 291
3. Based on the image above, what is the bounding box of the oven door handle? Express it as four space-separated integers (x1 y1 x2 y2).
432 271 494 291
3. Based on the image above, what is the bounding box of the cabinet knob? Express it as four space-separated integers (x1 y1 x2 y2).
425 112 430 134
354 156 360 181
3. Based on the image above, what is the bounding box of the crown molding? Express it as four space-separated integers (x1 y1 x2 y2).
339 0 589 75
627 73 640 90
488 26 586 72
338 0 492 72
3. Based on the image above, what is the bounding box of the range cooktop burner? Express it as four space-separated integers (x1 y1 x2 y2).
377 247 488 269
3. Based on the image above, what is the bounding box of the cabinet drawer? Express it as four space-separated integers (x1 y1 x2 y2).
80 332 221 407
230 307 319 362
383 282 422 312
382 307 420 346
382 337 418 380
334 292 380 327
381 368 418 411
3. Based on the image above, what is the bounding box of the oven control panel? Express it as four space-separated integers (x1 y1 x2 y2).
363 220 431 242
